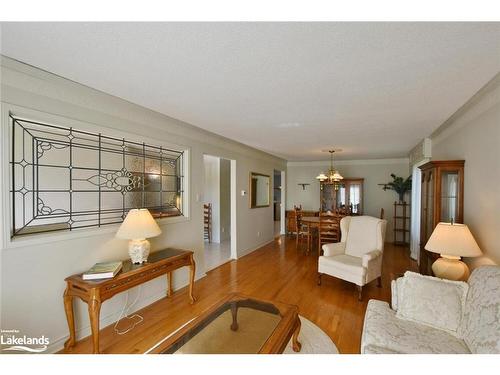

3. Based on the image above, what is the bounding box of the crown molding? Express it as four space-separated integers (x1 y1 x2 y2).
287 157 409 167
430 71 500 145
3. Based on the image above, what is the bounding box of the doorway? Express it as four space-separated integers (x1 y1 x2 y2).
203 155 233 271
273 169 284 238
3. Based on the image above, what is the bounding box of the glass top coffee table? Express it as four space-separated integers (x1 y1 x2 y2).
148 293 301 354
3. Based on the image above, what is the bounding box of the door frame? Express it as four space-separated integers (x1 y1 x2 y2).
230 159 237 259
202 154 237 272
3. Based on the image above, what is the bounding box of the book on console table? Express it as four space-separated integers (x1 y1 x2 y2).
82 261 123 280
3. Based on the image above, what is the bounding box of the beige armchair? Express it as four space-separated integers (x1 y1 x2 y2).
317 216 387 300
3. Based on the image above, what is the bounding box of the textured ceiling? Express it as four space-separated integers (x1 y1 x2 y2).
1 22 499 161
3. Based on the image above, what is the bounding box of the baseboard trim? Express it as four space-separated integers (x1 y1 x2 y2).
49 238 278 353
49 272 206 354
237 239 275 258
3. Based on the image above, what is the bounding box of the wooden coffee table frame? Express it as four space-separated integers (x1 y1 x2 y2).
149 293 301 354
63 248 196 354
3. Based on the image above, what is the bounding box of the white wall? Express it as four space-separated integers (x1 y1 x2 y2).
429 73 500 267
203 155 221 243
0 57 286 352
286 159 410 240
203 156 231 243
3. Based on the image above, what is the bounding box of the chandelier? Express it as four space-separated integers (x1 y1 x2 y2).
316 150 343 184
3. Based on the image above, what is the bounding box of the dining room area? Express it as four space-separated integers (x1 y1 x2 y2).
285 156 368 255
285 163 391 302
286 206 354 255
285 150 410 253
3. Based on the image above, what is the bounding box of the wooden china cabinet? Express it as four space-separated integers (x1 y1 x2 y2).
320 178 364 214
418 160 464 275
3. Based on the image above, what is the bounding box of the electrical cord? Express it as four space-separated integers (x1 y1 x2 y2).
113 285 144 335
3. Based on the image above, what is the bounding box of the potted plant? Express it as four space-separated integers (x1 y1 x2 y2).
381 174 412 203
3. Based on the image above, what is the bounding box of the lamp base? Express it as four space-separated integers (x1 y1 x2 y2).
128 239 150 264
431 256 470 281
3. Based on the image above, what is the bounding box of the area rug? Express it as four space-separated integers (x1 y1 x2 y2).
284 316 339 354
146 310 338 354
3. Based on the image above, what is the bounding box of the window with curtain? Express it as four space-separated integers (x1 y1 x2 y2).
349 184 360 213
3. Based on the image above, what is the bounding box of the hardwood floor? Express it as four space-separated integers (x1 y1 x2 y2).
61 236 417 354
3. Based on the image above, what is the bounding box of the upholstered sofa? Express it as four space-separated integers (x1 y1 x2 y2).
361 266 500 354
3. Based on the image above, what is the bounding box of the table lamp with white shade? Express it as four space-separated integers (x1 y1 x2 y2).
424 222 482 281
116 208 162 264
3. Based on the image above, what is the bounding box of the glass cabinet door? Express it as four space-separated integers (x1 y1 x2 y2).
425 170 434 243
418 160 464 276
321 183 334 211
440 170 459 223
335 183 346 209
420 171 428 238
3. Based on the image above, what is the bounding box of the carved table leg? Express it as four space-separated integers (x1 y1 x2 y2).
63 286 76 351
88 291 102 354
230 303 239 331
167 271 173 297
292 317 302 352
189 255 196 304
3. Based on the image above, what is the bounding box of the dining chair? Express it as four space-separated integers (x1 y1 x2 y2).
318 212 340 255
203 203 212 243
335 207 350 217
294 206 310 250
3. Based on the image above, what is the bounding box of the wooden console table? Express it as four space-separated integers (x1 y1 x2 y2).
63 248 196 354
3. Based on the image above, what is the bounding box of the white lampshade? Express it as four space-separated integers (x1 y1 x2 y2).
116 208 162 240
425 222 482 258
331 171 344 181
316 172 327 181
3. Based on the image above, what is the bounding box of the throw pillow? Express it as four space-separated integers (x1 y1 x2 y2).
396 271 468 336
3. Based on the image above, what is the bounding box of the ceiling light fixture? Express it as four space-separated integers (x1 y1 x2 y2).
316 150 343 186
